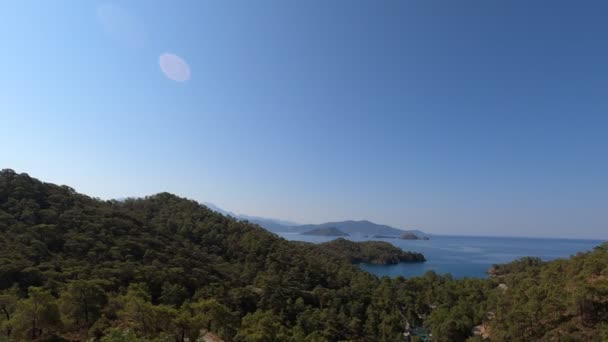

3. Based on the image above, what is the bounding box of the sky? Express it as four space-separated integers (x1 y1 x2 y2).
1 1 607 239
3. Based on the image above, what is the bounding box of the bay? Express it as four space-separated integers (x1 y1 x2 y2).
277 232 604 279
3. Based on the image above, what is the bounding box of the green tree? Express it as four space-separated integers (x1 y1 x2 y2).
116 284 157 337
58 279 107 330
159 282 188 307
0 285 18 338
173 302 205 342
10 287 62 340
99 328 143 342
235 310 289 342
192 298 238 338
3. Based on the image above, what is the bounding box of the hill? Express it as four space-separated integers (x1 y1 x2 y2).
202 203 300 232
202 204 428 238
274 220 427 236
301 227 349 236
399 232 430 240
481 247 608 340
315 238 425 264
0 169 431 341
0 169 606 341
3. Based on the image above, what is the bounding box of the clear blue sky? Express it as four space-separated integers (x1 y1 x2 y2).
1 1 607 239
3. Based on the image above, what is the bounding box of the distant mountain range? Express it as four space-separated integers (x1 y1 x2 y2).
203 202 299 231
301 227 350 236
292 220 427 237
203 202 428 237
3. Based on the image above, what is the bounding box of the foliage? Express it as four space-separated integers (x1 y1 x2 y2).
488 244 608 341
0 169 606 341
313 238 425 264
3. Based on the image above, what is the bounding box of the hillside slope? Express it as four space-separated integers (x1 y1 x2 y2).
484 246 608 340
0 170 425 341
316 238 425 264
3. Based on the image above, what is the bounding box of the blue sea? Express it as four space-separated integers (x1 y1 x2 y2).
277 233 605 279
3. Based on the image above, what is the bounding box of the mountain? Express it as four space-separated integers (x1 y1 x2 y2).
399 232 430 240
202 202 299 232
301 227 349 236
314 238 425 264
202 201 237 217
2 169 606 341
244 217 298 233
0 169 432 341
237 214 298 227
289 220 427 237
201 203 428 238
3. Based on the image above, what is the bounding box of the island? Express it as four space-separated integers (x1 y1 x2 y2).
301 226 349 236
400 232 430 240
316 238 426 264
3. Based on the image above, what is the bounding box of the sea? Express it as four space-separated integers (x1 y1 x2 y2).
277 232 605 279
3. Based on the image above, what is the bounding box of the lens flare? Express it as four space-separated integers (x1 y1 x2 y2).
159 53 191 82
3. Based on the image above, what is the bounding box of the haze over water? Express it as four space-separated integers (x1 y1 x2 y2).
278 233 604 278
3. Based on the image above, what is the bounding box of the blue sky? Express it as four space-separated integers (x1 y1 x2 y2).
1 1 607 239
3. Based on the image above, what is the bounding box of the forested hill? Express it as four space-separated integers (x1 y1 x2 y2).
483 245 608 340
0 169 427 341
313 238 425 264
260 220 426 236
301 227 349 236
1 169 607 342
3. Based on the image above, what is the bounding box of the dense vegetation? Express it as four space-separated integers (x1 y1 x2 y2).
398 233 429 241
309 239 425 265
0 169 607 341
485 246 608 340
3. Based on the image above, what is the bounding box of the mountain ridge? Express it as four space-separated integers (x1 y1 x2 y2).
301 227 349 236
201 203 428 237
281 220 427 237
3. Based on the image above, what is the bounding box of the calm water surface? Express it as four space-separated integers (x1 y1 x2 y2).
277 233 604 279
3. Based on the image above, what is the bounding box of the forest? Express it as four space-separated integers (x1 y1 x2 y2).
299 239 425 265
0 169 607 341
